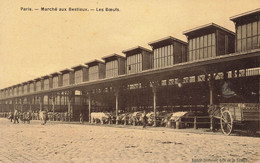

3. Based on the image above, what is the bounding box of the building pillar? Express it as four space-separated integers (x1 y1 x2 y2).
114 87 120 125
88 93 91 123
14 99 16 111
21 98 23 113
52 96 55 121
0 101 2 113
59 92 62 112
209 73 215 131
67 91 73 122
68 99 71 122
29 101 32 112
209 73 215 105
39 96 42 112
151 81 159 127
8 100 10 112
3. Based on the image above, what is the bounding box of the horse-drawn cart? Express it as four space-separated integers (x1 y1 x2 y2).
208 103 260 135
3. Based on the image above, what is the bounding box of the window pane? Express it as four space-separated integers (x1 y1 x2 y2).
162 46 165 59
247 23 252 37
237 25 242 39
192 50 195 60
200 48 203 59
155 49 158 59
189 51 192 61
189 40 192 50
196 49 199 60
252 22 257 36
242 38 247 51
203 35 207 47
156 58 158 68
203 48 207 58
258 20 260 34
252 36 257 49
212 33 216 45
212 46 216 57
196 37 200 49
168 45 171 65
170 45 174 64
158 51 161 68
140 54 142 71
200 36 203 48
162 56 165 67
208 47 212 57
242 24 246 39
165 46 168 66
192 39 195 50
167 56 171 66
258 35 260 49
247 37 252 50
237 39 242 52
154 50 157 68
208 34 212 46
158 48 161 60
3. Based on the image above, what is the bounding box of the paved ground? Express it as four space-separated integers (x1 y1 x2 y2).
0 118 259 163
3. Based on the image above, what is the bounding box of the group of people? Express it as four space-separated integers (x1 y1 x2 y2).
7 109 32 124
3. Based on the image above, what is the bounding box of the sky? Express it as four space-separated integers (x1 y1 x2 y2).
0 0 259 89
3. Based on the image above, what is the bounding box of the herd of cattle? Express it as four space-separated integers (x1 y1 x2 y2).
4 110 194 127
90 111 192 127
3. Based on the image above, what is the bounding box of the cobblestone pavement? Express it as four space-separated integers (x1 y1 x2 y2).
0 118 259 163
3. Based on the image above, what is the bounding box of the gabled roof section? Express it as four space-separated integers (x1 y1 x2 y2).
34 77 42 82
50 72 61 76
148 36 187 48
230 8 260 22
27 80 35 83
41 75 51 79
71 64 88 70
183 23 235 38
122 46 152 56
21 81 28 85
102 53 125 62
85 59 105 67
60 68 73 74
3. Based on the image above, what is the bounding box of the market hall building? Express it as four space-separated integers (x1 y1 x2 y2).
0 9 259 127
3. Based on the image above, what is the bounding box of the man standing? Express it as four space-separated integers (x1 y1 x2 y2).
13 109 19 124
142 110 148 128
79 113 83 124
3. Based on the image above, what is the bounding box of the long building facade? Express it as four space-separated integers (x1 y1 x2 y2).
0 9 260 126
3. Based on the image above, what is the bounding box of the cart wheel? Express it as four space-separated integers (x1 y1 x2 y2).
220 110 233 135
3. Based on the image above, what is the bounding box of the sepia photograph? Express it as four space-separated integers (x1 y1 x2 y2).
0 0 260 162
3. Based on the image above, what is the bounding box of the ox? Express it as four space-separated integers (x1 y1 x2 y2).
21 112 32 124
91 112 112 124
117 113 129 125
128 112 142 126
146 111 173 127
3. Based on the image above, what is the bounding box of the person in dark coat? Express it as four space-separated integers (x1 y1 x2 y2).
142 111 148 128
79 113 83 124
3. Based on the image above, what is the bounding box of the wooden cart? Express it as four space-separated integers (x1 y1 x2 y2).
209 103 260 135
